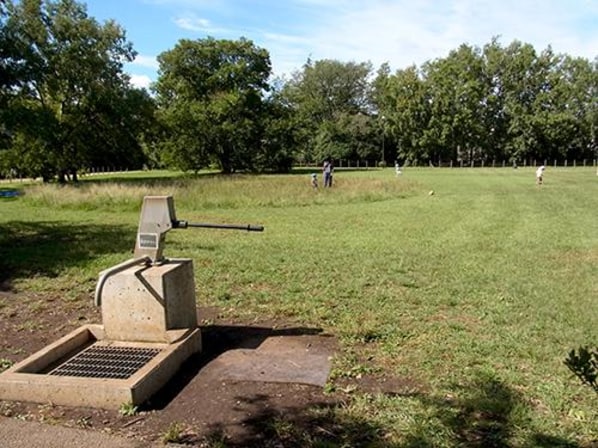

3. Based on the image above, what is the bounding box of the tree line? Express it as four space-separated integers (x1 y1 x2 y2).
1 0 596 181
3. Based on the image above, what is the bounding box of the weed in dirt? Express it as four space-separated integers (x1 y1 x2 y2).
75 416 92 428
0 358 13 372
162 421 185 444
118 401 138 417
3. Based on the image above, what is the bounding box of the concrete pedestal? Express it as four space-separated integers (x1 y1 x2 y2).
100 259 198 343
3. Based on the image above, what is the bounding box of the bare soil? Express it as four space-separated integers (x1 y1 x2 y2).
0 291 417 447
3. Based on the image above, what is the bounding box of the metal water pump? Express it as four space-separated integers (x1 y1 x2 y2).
95 195 264 307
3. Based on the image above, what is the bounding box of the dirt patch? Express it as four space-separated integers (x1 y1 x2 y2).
0 293 421 446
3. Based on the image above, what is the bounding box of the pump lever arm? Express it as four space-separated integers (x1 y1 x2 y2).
173 220 264 232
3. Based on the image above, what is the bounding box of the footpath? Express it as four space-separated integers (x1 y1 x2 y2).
0 417 152 448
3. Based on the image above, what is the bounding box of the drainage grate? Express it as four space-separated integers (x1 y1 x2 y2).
49 345 161 379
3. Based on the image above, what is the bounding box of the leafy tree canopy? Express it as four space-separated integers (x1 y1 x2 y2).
0 0 150 181
154 37 272 173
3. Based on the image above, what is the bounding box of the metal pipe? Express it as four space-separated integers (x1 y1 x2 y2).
174 220 264 232
94 256 151 307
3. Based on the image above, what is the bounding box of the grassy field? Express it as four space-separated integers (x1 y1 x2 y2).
1 166 597 446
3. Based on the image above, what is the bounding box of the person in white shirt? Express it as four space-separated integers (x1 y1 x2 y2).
536 165 545 185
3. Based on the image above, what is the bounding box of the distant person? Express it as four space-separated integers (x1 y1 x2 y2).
311 173 318 189
323 159 334 187
395 161 402 176
329 160 334 186
536 165 545 185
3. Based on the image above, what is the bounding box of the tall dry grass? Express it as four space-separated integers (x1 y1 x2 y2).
22 172 420 212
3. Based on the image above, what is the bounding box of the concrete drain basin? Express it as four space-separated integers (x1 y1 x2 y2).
0 324 201 409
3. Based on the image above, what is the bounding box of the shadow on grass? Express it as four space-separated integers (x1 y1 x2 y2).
184 361 581 447
205 398 393 448
401 372 581 448
144 322 396 446
0 221 135 291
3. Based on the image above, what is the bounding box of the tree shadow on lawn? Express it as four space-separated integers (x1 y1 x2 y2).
195 362 582 447
143 322 397 447
142 320 584 447
402 372 582 448
0 221 135 291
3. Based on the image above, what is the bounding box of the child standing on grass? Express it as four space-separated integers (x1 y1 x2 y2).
311 173 318 189
536 165 545 185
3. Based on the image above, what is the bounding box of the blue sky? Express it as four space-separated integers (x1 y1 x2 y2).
85 0 598 90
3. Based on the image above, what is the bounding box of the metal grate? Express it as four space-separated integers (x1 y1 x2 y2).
49 345 161 379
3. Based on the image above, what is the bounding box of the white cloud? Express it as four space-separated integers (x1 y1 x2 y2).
129 0 597 81
130 74 152 89
263 0 598 76
173 14 232 34
174 16 211 31
133 55 159 69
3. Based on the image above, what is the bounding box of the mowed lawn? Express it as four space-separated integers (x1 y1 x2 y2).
1 166 597 446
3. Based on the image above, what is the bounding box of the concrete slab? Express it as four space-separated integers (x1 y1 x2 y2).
206 335 333 387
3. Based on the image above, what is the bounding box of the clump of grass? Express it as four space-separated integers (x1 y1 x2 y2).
118 401 138 416
0 358 14 372
162 421 185 444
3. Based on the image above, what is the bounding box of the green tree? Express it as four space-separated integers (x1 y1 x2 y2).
0 0 142 181
545 55 598 161
282 59 373 163
255 82 299 173
375 38 597 166
497 41 546 162
382 65 431 164
154 37 271 173
423 44 488 164
0 1 26 153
